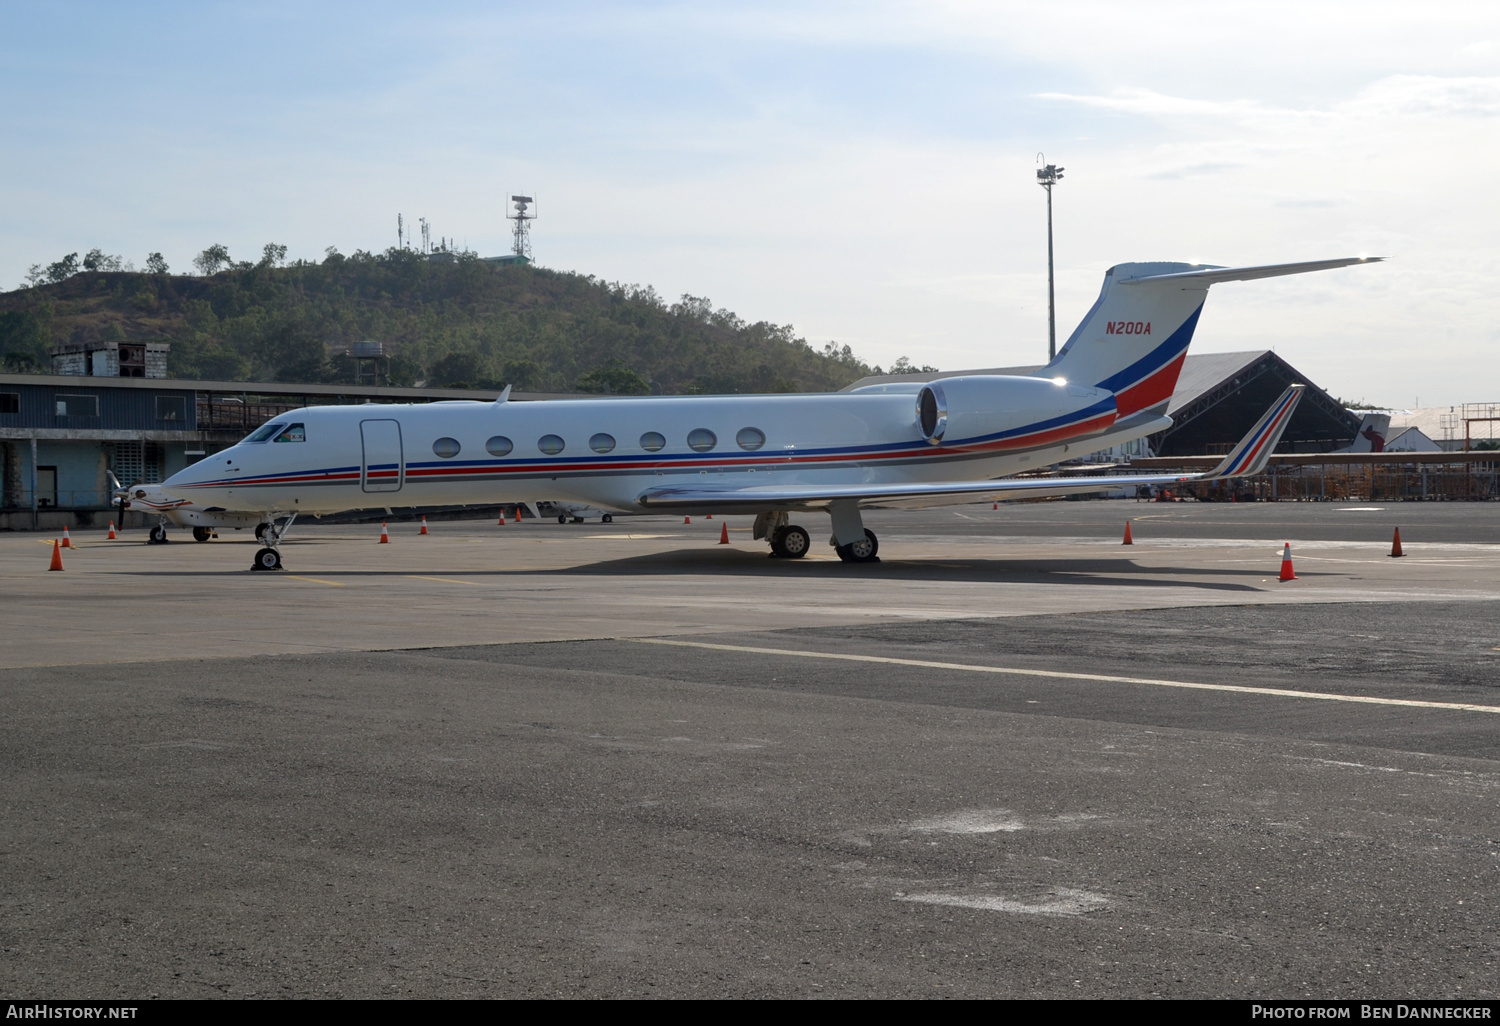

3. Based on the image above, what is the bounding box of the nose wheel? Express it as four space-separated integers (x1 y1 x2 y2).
249 513 296 572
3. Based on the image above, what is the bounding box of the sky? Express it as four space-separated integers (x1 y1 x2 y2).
3 1 1498 405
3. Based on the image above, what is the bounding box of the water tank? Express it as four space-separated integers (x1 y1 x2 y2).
353 341 384 358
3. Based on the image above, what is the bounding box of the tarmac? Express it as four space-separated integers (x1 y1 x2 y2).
2 500 1498 998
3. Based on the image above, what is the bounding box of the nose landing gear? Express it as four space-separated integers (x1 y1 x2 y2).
250 513 296 572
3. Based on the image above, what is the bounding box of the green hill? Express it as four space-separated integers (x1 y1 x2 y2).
0 248 886 394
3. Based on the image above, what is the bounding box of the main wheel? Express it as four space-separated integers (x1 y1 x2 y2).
255 522 268 540
251 547 283 571
601 514 613 523
836 528 880 563
149 525 168 544
192 526 212 542
771 525 810 559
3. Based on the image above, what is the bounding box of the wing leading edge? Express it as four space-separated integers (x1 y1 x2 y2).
637 386 1305 511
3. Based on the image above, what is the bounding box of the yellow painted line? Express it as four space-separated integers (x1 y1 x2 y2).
284 575 346 587
405 575 484 586
631 638 1500 715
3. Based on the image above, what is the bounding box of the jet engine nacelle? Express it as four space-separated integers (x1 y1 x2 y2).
915 375 1118 449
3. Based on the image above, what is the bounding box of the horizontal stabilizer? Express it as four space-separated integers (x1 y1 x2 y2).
1121 257 1383 286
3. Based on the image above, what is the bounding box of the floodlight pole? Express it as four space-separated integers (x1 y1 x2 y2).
1036 158 1064 361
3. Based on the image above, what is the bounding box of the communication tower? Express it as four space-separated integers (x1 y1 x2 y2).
419 217 431 254
508 195 536 259
397 213 405 250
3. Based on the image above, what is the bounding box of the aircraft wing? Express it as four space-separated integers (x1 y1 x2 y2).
638 385 1304 511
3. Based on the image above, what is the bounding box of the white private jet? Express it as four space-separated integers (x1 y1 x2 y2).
161 257 1380 571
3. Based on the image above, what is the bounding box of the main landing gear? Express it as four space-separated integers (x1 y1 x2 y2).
251 513 296 572
769 524 810 559
192 526 216 542
835 528 879 564
754 508 881 563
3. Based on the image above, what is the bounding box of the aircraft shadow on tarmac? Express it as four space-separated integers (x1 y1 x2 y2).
113 549 1334 591
542 549 1305 590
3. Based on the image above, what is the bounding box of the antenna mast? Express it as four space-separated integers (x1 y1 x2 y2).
397 213 404 250
508 195 535 259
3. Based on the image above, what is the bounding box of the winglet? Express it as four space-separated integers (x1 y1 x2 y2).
1205 384 1305 479
495 384 512 404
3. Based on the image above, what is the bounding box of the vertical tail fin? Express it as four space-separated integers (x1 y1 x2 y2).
1043 257 1382 419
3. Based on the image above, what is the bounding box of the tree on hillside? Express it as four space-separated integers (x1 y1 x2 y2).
83 249 123 272
888 356 938 375
144 252 170 275
0 311 48 371
577 360 651 395
193 244 231 276
45 253 79 284
259 243 287 268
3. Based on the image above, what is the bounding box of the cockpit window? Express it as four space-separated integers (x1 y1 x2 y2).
245 422 286 443
273 423 306 443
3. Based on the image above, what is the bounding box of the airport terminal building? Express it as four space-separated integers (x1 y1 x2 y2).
0 340 541 531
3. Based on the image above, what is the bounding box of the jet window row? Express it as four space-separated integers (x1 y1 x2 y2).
432 427 767 459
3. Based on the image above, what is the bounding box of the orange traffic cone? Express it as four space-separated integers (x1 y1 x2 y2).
1122 521 1133 545
718 522 729 545
1278 542 1297 582
706 513 713 519
498 510 507 525
1390 527 1404 558
379 522 390 544
420 517 429 535
107 521 117 540
48 539 64 571
61 526 71 548
684 516 691 524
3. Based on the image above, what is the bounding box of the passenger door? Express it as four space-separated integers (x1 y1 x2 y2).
360 419 403 493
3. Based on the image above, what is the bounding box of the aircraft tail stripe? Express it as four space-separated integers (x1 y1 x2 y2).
1094 305 1202 394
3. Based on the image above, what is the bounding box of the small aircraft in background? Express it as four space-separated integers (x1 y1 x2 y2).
540 501 616 523
113 472 268 543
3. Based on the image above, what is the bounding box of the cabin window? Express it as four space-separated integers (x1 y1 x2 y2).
55 394 99 418
687 428 717 452
736 427 766 451
538 434 565 455
246 422 285 443
432 436 460 458
0 393 19 414
590 433 616 454
486 435 513 457
156 396 186 422
274 423 306 443
640 431 665 452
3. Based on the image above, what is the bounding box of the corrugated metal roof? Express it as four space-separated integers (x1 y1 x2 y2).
1163 350 1272 414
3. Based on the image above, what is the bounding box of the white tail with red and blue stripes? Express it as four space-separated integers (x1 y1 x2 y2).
1043 258 1380 418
